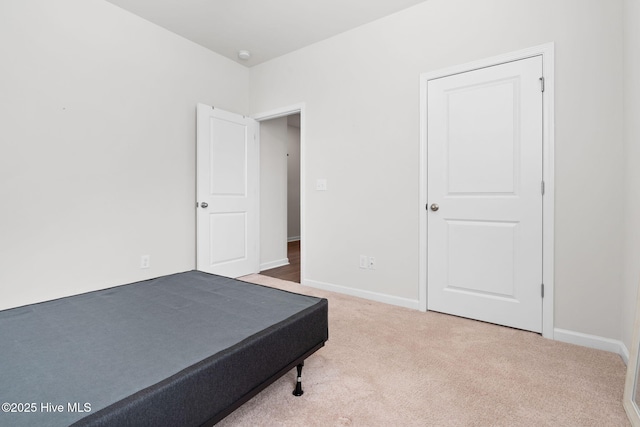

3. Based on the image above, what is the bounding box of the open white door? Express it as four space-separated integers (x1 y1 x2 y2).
196 104 259 277
427 56 543 332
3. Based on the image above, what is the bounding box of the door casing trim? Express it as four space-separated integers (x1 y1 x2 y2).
418 43 555 339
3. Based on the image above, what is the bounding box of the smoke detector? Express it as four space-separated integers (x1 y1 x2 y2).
237 50 251 61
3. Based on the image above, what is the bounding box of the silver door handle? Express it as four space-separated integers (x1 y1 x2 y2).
430 203 439 212
200 202 208 208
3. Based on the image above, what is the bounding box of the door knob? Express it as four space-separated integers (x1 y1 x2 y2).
430 203 439 212
200 202 208 208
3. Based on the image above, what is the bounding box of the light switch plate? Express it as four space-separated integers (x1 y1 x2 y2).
359 255 368 269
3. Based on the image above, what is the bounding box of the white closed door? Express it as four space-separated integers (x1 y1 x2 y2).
427 56 543 332
196 104 259 278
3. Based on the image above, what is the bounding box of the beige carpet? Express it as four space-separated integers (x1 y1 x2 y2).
218 274 629 427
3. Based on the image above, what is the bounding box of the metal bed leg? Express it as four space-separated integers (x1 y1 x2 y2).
292 362 304 396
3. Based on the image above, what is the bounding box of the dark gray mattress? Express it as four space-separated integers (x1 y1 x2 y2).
0 270 328 426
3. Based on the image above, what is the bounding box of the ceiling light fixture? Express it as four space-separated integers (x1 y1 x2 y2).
237 50 251 60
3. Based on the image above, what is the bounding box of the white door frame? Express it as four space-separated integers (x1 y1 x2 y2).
419 43 555 339
252 103 306 283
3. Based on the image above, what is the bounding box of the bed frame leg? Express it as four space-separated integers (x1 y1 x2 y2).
292 362 304 396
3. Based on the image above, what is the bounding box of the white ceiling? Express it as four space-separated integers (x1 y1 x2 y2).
104 0 429 67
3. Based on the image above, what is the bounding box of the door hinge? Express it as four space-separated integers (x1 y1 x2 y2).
541 180 545 195
539 77 545 92
541 283 545 298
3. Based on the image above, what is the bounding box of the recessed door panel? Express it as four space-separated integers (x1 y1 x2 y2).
446 220 517 298
447 80 519 195
210 119 247 196
210 212 246 265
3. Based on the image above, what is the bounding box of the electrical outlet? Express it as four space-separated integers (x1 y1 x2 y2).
316 179 327 191
359 255 368 269
368 257 376 270
140 255 150 269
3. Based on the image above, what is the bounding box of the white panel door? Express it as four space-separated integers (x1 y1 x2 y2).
196 104 259 277
427 56 543 332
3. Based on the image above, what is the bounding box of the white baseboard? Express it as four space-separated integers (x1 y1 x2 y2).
287 236 300 242
260 258 289 271
302 279 420 310
554 328 629 364
622 342 630 365
295 279 632 364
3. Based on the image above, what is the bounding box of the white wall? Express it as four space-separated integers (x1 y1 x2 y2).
1 0 633 346
259 117 289 269
622 0 640 349
0 0 249 310
250 0 626 339
287 122 301 241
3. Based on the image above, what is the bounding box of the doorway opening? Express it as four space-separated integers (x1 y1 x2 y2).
257 111 302 283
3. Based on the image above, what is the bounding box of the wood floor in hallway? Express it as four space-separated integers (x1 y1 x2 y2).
260 240 300 283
